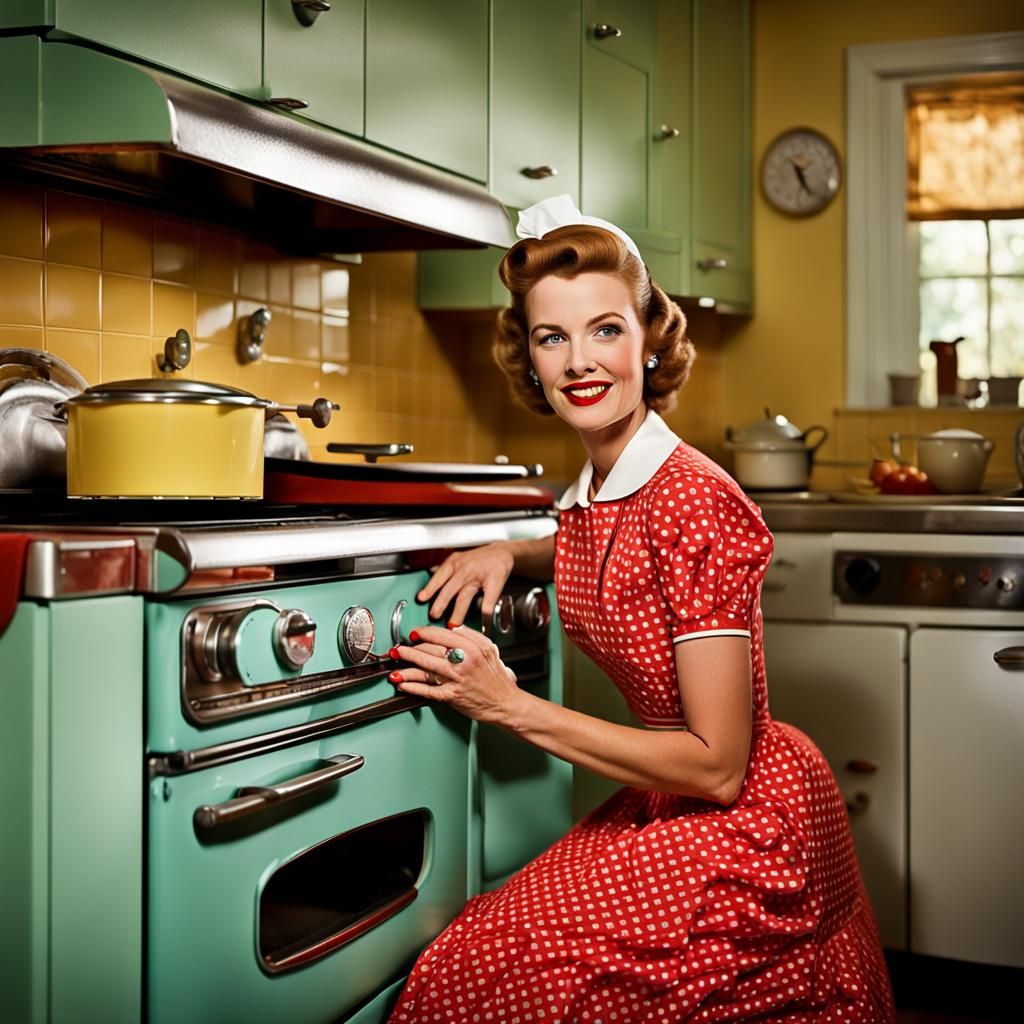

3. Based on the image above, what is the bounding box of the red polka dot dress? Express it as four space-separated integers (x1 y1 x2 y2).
388 412 895 1023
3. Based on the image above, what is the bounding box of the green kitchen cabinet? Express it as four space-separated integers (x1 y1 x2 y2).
580 0 658 231
5 0 264 96
681 0 752 309
0 598 143 1024
642 0 751 310
365 0 489 182
418 244 509 311
491 0 582 210
264 0 365 135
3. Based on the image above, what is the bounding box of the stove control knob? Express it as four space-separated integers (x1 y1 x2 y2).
274 609 316 669
491 594 514 636
339 606 376 664
515 587 550 631
843 557 882 595
997 575 1016 593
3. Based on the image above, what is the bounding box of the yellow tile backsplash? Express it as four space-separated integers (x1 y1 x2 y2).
0 182 507 466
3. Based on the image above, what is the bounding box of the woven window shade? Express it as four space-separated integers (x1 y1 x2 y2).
907 78 1024 221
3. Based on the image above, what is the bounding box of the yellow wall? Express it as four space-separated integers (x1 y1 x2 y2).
725 0 1024 488
0 180 502 465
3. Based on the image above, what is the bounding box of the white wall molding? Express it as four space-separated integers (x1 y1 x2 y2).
845 32 1024 408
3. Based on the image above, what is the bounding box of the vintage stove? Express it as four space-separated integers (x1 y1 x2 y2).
0 495 570 1024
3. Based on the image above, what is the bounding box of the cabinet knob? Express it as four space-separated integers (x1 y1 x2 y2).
993 645 1024 669
292 0 330 27
655 124 680 141
696 257 729 271
845 759 879 774
270 97 310 111
593 23 622 40
521 165 558 180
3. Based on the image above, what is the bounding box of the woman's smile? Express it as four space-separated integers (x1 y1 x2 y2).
560 380 613 405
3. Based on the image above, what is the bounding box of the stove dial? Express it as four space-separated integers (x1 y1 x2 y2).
273 609 317 669
339 606 376 664
391 599 409 647
490 594 514 635
843 557 882 595
191 601 280 684
515 587 550 631
997 575 1016 593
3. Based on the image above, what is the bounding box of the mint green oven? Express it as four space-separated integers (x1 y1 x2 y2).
147 703 471 1023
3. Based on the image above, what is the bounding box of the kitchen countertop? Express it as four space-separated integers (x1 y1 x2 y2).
755 495 1024 534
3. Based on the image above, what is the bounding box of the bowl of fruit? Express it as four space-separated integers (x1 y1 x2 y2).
864 459 938 496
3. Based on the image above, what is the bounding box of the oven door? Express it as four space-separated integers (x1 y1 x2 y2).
147 703 470 1024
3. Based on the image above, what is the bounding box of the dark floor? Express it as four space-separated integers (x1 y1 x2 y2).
888 952 1021 1023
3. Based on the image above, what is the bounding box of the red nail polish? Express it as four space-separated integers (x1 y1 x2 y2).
388 671 403 683
447 619 460 630
409 630 421 642
388 646 400 659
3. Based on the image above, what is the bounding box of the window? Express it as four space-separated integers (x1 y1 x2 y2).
845 32 1024 408
918 218 1024 405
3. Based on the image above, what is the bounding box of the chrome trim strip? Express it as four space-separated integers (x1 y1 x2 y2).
158 510 558 590
147 694 427 777
759 503 1024 535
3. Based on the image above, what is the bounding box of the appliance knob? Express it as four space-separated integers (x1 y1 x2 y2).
997 575 1016 593
391 599 409 647
491 594 514 635
515 587 550 631
194 604 278 683
843 557 882 595
339 606 376 664
273 609 316 669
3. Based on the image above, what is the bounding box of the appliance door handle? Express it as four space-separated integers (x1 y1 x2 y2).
193 753 364 832
993 646 1024 669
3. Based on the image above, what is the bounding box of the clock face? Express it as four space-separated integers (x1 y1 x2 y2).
760 128 842 216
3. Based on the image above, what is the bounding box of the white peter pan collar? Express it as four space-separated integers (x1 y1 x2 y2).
556 410 681 510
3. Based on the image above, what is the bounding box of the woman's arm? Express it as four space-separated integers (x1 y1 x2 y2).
392 627 752 805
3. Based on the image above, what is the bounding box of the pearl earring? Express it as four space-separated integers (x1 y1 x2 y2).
644 353 660 371
529 368 541 386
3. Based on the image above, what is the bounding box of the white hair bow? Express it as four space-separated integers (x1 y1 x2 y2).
515 194 643 262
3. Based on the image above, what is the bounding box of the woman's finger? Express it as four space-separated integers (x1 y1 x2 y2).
416 562 452 603
410 623 486 652
428 574 476 621
479 575 506 622
389 677 448 701
395 643 460 679
448 583 483 628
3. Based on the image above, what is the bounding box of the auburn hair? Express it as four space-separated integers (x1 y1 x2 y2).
492 225 694 416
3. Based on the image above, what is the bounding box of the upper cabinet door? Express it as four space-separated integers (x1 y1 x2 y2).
264 0 365 136
491 0 581 210
690 0 751 307
365 0 489 182
581 0 657 231
53 0 263 95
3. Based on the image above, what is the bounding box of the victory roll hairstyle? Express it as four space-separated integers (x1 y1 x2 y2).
492 225 695 415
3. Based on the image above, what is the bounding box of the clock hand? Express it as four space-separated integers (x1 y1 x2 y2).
789 159 814 196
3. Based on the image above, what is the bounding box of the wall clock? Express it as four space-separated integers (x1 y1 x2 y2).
760 127 842 216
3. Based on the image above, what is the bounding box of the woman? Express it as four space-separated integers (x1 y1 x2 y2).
386 196 894 1022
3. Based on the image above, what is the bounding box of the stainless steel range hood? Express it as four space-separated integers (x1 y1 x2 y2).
0 37 513 253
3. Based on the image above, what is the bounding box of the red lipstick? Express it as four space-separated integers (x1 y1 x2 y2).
560 380 613 406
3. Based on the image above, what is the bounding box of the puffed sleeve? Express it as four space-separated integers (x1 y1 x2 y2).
651 475 773 644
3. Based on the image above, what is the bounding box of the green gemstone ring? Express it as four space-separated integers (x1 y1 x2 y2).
446 647 466 664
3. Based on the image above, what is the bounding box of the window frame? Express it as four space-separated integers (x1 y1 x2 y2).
845 31 1024 408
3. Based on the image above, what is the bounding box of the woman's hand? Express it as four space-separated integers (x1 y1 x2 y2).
417 543 515 626
388 626 522 726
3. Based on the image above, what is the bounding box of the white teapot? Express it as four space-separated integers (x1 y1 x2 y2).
904 429 995 493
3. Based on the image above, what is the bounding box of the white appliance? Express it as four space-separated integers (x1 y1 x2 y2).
761 531 1024 968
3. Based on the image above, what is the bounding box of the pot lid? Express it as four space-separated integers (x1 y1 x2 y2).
727 410 806 449
921 428 987 440
65 378 274 408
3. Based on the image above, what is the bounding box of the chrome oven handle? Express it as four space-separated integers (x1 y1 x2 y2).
193 753 365 832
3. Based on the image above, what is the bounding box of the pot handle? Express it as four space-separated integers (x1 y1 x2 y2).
800 425 829 453
272 397 338 428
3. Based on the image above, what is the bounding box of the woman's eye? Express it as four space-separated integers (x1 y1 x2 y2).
595 324 622 338
537 332 566 346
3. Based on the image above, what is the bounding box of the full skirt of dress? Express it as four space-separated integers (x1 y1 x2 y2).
387 720 895 1023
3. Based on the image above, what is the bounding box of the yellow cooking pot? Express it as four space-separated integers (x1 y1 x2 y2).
62 378 335 498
